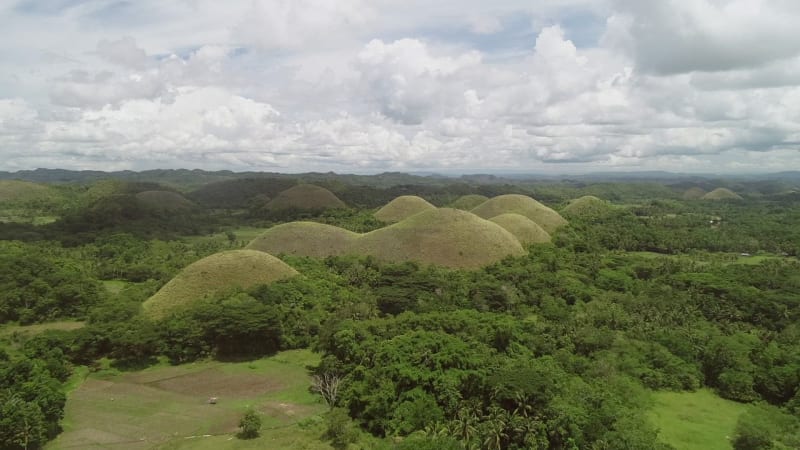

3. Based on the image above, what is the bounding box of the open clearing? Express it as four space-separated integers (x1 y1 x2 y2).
0 320 86 338
648 389 748 450
47 349 330 450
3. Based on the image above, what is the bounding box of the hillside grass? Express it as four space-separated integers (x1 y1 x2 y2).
265 184 346 211
561 195 613 219
135 190 195 210
683 187 706 200
0 180 59 203
471 194 567 234
142 250 298 319
489 213 551 245
702 188 743 200
373 195 436 223
246 222 359 258
47 349 331 450
649 389 748 450
449 194 489 210
356 208 526 269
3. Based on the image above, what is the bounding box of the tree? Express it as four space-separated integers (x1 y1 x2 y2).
311 373 343 410
237 409 261 439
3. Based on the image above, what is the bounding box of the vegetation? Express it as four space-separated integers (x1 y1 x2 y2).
1 170 800 449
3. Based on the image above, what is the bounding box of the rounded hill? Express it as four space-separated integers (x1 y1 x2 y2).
264 184 346 211
142 250 298 319
374 195 436 223
355 208 525 269
0 180 58 203
561 196 612 219
471 194 567 233
702 188 743 200
134 190 194 211
682 187 706 200
489 213 551 245
450 194 489 210
246 222 359 258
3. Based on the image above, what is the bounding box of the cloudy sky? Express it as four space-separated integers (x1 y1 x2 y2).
1 0 800 173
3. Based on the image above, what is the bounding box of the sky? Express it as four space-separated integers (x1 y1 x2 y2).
1 0 800 174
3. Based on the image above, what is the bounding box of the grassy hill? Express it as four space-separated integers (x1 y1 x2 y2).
355 208 525 269
471 194 567 233
187 178 297 208
450 194 489 210
489 213 551 245
702 188 743 200
682 187 707 200
265 184 346 211
134 190 195 211
561 195 613 219
142 250 298 319
0 180 59 203
246 222 359 258
374 195 436 223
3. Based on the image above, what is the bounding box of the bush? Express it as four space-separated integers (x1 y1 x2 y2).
324 408 359 449
238 409 262 439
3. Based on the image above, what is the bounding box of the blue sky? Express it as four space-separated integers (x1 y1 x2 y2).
1 0 799 173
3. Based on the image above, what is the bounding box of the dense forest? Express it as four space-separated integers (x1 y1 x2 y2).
1 171 799 449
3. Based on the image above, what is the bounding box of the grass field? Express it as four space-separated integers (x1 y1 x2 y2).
649 389 748 450
47 349 332 450
246 222 359 258
0 320 86 338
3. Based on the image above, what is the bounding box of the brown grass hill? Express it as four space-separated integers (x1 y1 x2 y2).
702 188 743 200
682 187 707 200
354 208 525 269
561 196 613 219
246 222 359 258
0 180 59 203
471 194 567 234
142 250 298 320
374 195 436 223
450 194 489 210
134 190 195 211
264 184 346 211
489 213 551 245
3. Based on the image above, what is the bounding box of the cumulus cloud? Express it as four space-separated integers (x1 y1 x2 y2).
607 0 800 74
1 0 800 172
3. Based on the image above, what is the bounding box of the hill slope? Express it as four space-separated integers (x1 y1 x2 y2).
246 222 359 258
702 188 743 200
142 250 298 319
134 190 195 211
682 187 707 200
374 195 436 223
0 180 59 203
561 195 612 219
356 208 525 269
489 213 551 245
450 194 489 210
471 194 567 233
265 184 346 211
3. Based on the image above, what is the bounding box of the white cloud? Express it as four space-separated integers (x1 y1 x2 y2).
1 0 800 172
